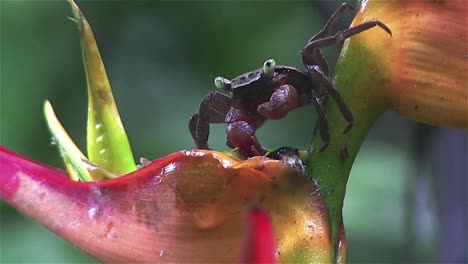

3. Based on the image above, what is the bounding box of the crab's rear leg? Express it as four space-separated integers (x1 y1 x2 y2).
302 20 391 133
304 19 392 52
307 65 354 133
302 3 354 76
308 88 330 151
302 3 355 75
302 19 391 76
189 92 234 149
307 3 355 43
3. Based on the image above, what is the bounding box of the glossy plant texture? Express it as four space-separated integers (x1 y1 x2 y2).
2 0 466 263
0 1 341 262
239 207 278 264
353 0 467 128
0 146 337 262
309 0 467 257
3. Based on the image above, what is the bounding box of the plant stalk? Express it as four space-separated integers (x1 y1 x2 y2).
307 40 390 262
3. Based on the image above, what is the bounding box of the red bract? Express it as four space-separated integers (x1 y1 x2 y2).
239 207 277 264
0 146 336 262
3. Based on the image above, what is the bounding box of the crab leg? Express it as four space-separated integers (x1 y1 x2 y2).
307 2 355 43
189 92 234 149
301 3 354 76
309 88 330 152
307 65 354 133
304 19 391 50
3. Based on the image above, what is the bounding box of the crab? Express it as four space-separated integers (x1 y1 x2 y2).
189 3 391 157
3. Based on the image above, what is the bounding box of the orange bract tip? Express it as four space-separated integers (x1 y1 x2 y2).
345 0 467 128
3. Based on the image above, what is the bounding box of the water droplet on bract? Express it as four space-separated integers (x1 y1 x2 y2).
105 221 117 239
184 150 205 157
159 250 165 257
50 136 57 146
192 203 225 229
153 175 162 185
96 134 105 142
95 123 103 130
163 162 176 174
88 207 100 220
307 221 315 229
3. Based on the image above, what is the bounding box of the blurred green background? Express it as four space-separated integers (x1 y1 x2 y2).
1 0 466 262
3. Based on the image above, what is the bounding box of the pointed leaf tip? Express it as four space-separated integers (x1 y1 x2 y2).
67 0 83 31
43 100 93 181
68 0 137 173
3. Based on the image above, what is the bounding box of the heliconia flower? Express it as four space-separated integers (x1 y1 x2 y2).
308 0 467 258
238 207 278 264
340 0 467 128
0 146 339 263
0 0 343 263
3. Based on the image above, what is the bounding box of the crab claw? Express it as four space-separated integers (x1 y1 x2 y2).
257 84 300 120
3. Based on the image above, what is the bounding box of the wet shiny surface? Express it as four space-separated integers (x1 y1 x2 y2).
1 147 336 262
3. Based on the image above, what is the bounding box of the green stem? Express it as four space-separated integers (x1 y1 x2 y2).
307 41 390 262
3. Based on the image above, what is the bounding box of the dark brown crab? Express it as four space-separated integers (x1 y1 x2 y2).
189 3 391 157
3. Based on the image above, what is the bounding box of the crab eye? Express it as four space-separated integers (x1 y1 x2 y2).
262 58 276 76
214 76 231 91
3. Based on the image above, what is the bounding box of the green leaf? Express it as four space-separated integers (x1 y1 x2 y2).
43 101 93 181
68 0 136 174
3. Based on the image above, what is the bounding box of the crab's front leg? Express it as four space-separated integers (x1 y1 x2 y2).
257 84 300 119
226 107 267 157
189 92 234 149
